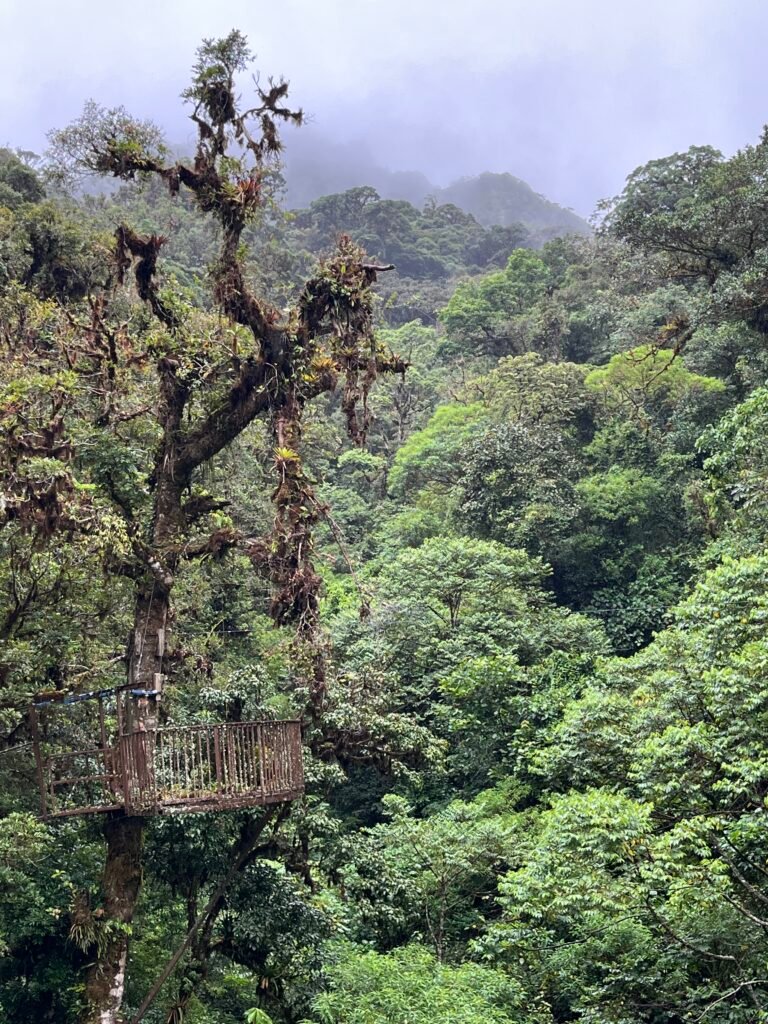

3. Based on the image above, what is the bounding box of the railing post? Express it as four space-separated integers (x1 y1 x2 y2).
258 723 267 800
147 729 157 811
118 734 132 814
98 697 116 800
227 727 236 794
213 726 222 794
294 722 302 790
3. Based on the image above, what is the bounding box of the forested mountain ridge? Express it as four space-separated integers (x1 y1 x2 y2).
277 137 590 240
434 172 590 237
3 32 768 1024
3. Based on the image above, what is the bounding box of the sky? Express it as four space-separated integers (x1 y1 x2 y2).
1 0 767 217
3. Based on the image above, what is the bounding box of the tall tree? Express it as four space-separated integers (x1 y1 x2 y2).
17 31 404 1023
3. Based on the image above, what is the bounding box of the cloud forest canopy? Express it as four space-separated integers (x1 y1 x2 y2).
4 25 768 1024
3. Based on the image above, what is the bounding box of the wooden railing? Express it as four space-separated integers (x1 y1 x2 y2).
41 746 121 817
35 720 304 818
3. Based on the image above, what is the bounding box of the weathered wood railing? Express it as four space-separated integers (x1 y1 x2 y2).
33 719 304 819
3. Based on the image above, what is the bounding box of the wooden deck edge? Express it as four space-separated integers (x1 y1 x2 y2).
44 788 306 820
156 787 305 815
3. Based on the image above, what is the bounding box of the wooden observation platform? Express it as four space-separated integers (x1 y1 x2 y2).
28 688 304 819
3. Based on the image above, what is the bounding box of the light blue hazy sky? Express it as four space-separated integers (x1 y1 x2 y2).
1 0 766 215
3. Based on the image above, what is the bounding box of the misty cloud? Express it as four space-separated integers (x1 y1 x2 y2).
1 0 767 216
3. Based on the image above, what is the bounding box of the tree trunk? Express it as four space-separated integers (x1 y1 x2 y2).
127 468 184 739
129 472 184 698
83 816 144 1024
131 583 169 687
128 580 171 734
84 470 182 1022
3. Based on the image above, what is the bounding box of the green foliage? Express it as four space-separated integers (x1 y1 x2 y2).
47 99 167 186
338 795 512 954
699 383 768 546
479 789 662 1021
440 249 552 356
442 651 604 795
388 402 486 498
585 345 725 430
456 422 580 557
0 149 44 208
469 352 593 428
310 943 535 1024
246 1009 274 1024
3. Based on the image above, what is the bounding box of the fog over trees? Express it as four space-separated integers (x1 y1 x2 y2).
3 0 768 214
